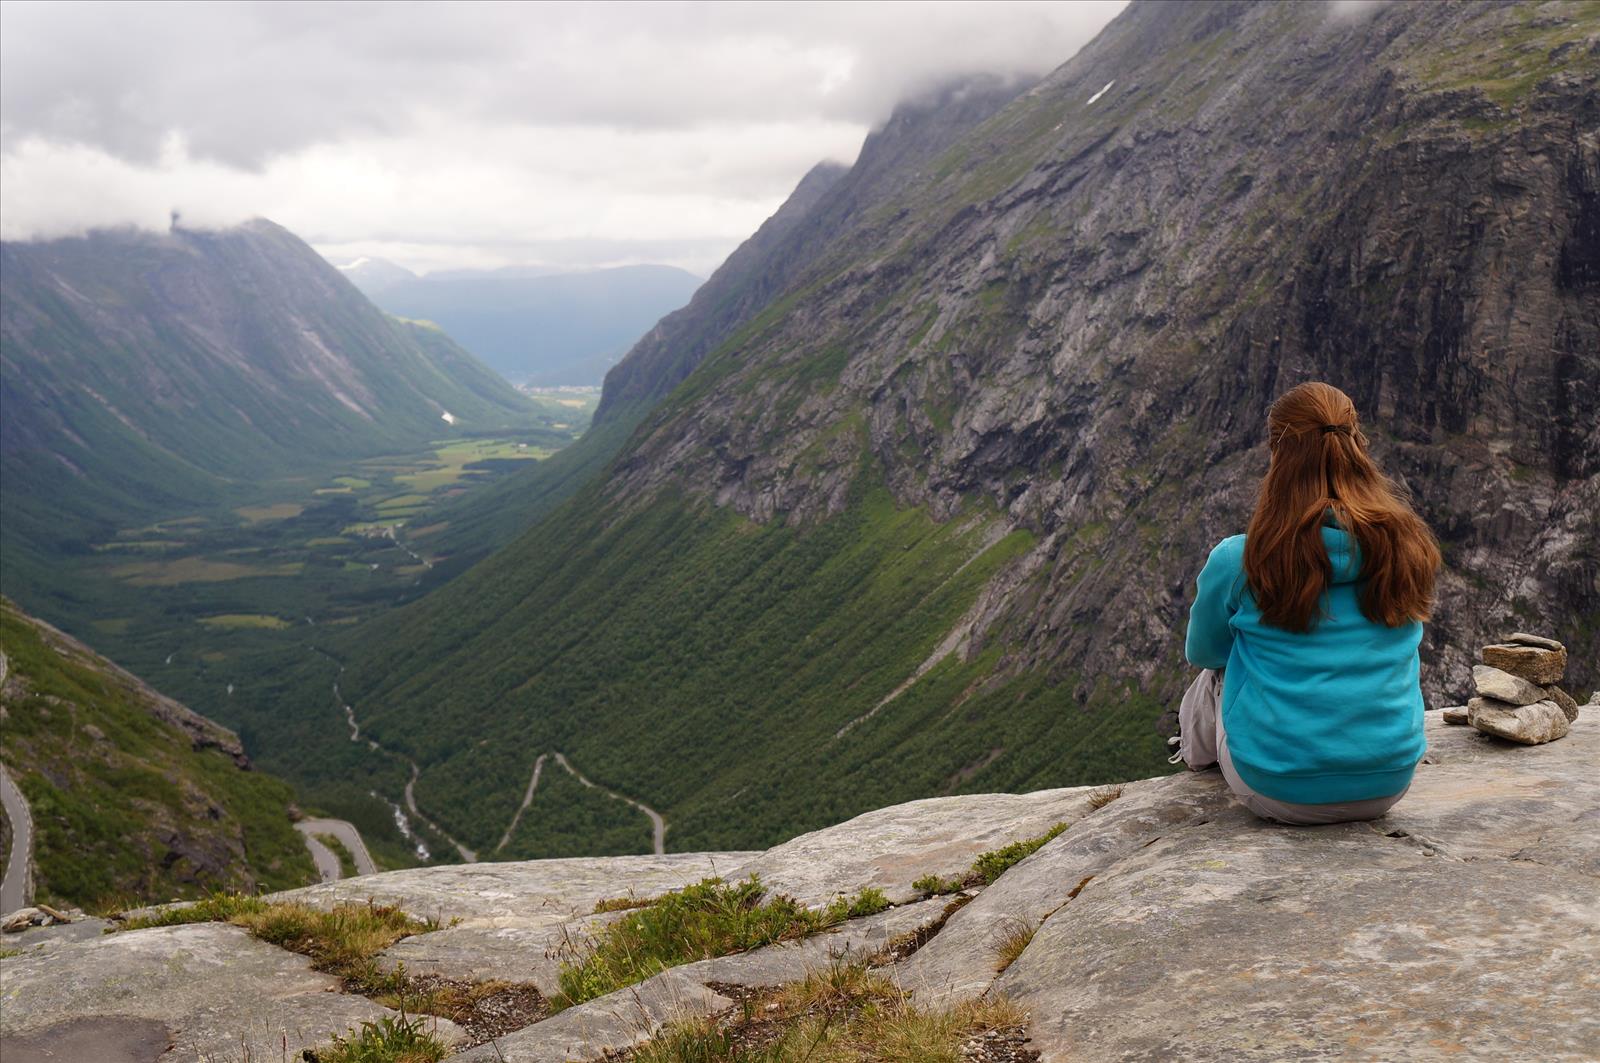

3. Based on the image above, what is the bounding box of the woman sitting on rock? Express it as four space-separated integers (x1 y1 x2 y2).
1171 380 1441 824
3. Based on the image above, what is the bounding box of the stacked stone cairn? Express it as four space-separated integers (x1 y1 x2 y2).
1440 632 1581 744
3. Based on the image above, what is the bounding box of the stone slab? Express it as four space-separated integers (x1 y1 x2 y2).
1381 712 1599 868
379 911 628 995
269 851 756 929
0 922 462 1062
1544 683 1580 721
1473 663 1546 705
454 900 945 1062
0 915 113 957
1482 642 1567 684
994 820 1600 1061
895 772 1236 1005
726 785 1111 906
1469 697 1570 744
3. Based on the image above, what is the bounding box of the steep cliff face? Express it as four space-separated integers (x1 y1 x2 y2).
610 0 1598 693
331 0 1598 855
422 78 1026 567
596 76 1029 423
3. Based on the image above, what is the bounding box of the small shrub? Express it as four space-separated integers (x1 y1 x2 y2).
911 873 966 896
911 820 1072 897
822 886 890 922
311 1014 448 1063
970 822 1069 885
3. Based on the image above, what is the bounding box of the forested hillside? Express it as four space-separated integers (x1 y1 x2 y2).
290 1 1600 856
0 599 312 910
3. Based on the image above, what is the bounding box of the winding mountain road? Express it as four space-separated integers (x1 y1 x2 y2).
495 750 667 856
553 752 667 856
496 753 549 853
0 650 36 913
295 818 378 882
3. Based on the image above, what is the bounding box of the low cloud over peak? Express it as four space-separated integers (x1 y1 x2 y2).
1 1 1126 273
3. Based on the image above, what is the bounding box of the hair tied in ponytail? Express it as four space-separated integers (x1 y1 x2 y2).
1244 382 1440 631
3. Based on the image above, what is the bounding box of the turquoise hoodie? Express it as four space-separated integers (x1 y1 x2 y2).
1185 528 1425 804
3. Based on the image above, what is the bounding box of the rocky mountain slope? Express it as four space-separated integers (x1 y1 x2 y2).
0 599 311 911
317 0 1597 856
366 264 703 386
0 219 535 602
4 710 1594 1061
414 78 1027 572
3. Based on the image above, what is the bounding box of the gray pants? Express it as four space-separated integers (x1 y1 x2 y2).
1177 669 1410 825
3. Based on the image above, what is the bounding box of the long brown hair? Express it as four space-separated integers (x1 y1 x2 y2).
1243 382 1440 632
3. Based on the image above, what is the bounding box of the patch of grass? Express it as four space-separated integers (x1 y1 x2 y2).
309 1014 449 1063
911 873 966 896
990 917 1036 973
821 887 890 923
235 503 305 523
1087 784 1124 811
0 947 25 959
120 893 433 994
555 876 889 1008
913 821 1072 897
592 893 656 913
108 556 304 585
633 961 1031 1063
197 613 291 630
316 833 361 879
971 823 1069 885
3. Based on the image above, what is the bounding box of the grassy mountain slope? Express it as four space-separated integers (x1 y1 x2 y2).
0 599 313 910
0 219 536 608
336 1 1599 855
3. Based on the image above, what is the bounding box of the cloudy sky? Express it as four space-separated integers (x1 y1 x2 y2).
1 1 1125 276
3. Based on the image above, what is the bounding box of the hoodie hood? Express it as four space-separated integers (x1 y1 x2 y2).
1323 525 1364 584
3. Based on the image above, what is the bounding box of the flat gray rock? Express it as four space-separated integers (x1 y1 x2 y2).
895 773 1236 1005
1469 697 1570 744
0 922 462 1062
727 785 1110 906
0 915 113 957
379 911 627 995
270 851 755 929
1473 663 1545 705
904 716 1600 1013
456 901 947 1062
1381 711 1599 868
994 820 1600 1061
